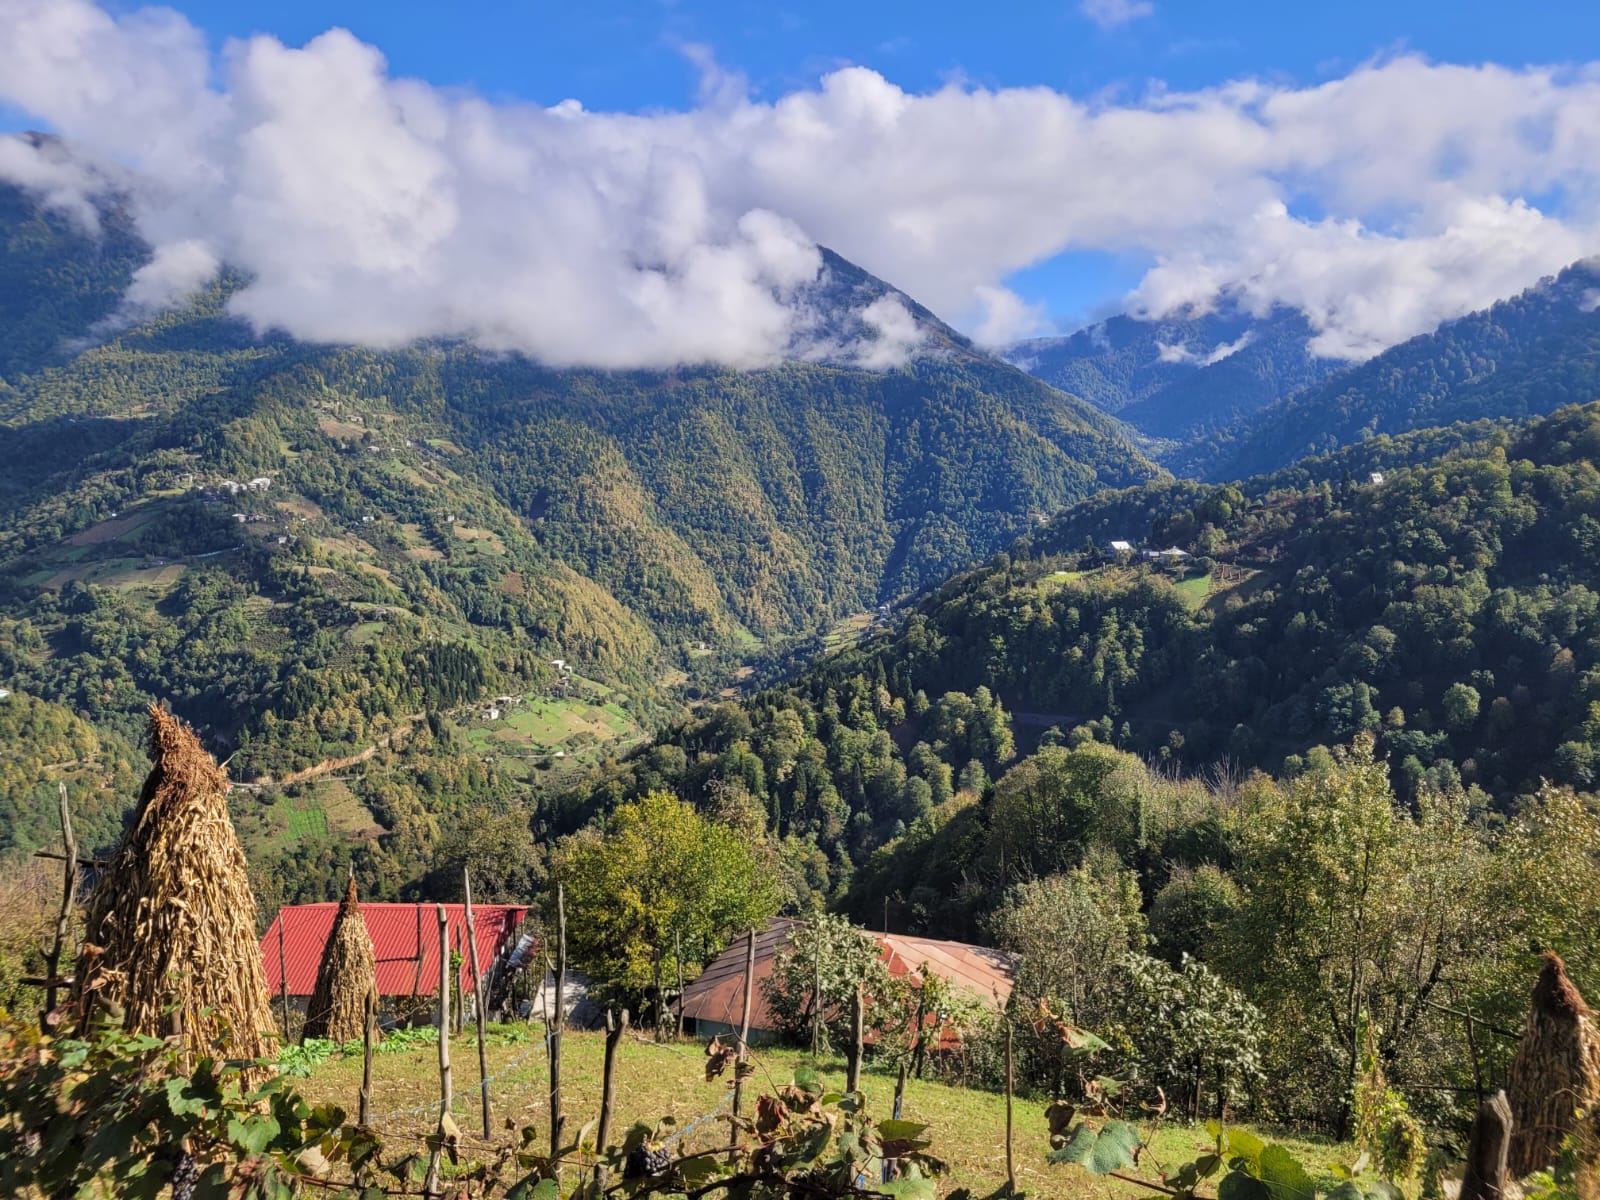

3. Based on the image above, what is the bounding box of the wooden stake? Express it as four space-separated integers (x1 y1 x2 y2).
847 984 864 1094
42 783 76 1029
424 905 452 1200
1005 1021 1017 1195
811 922 823 1058
411 903 425 1005
674 929 685 1040
464 869 491 1140
278 915 292 1043
597 1008 629 1168
731 928 756 1120
359 988 376 1126
1459 1090 1512 1200
549 883 567 1162
888 1058 909 1183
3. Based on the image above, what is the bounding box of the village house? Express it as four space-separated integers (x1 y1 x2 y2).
259 901 529 1027
679 918 1017 1045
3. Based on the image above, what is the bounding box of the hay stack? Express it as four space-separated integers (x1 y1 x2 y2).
302 874 378 1044
1506 951 1600 1178
75 706 279 1074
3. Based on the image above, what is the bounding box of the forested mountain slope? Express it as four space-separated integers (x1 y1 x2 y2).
1174 259 1600 480
1004 305 1340 442
0 181 1156 884
580 403 1600 910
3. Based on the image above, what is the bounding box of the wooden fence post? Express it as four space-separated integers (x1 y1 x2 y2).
675 929 685 1040
41 783 76 1028
731 929 756 1120
1005 1021 1017 1195
359 987 376 1126
811 924 823 1058
411 904 425 1013
464 868 492 1139
549 883 567 1164
424 905 453 1200
846 984 864 1094
278 916 292 1043
1459 1090 1512 1200
597 1008 629 1175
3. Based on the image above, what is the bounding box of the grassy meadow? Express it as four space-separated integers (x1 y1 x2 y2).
294 1028 1349 1198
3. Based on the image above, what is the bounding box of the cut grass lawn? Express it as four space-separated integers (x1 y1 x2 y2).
1170 573 1212 611
295 1029 1349 1199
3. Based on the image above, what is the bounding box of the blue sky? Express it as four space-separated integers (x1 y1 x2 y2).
126 0 1600 328
5 0 1600 365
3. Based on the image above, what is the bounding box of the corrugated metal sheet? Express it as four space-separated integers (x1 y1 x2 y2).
259 903 529 998
879 933 1017 1009
679 919 1017 1034
677 919 798 1032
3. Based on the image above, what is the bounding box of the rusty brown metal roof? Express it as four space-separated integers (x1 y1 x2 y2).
679 918 1017 1032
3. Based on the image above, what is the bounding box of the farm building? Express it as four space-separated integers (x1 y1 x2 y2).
260 901 529 1028
679 918 1017 1044
1108 540 1135 554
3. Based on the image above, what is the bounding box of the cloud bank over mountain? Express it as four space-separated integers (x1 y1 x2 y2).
2 0 1599 367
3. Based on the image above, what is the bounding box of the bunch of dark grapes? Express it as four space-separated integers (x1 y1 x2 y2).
170 1151 198 1200
624 1144 672 1178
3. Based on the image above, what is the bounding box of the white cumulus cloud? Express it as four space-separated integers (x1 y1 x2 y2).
1081 0 1155 31
3 0 1600 368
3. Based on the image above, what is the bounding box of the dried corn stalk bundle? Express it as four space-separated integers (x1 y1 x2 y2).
74 706 280 1079
1506 951 1600 1178
302 875 378 1045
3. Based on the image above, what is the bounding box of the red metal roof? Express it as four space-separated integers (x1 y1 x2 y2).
260 903 529 998
680 918 1017 1033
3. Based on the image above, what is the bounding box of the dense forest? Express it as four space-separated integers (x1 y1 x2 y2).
569 402 1600 915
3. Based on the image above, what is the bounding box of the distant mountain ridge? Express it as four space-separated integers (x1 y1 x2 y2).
1003 305 1343 442
1169 260 1600 480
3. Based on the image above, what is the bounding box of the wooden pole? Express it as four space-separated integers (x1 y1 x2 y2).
278 915 292 1043
1459 1090 1512 1200
1465 1012 1485 1109
359 988 376 1126
910 980 928 1080
674 929 685 1041
1005 1021 1017 1195
411 903 425 1009
42 783 76 1028
888 1059 908 1183
811 922 823 1058
731 929 756 1120
424 905 453 1199
847 984 864 1094
464 869 491 1140
597 1009 629 1164
549 883 567 1162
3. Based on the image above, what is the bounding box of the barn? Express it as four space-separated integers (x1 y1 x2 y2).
679 918 1017 1044
260 901 529 1028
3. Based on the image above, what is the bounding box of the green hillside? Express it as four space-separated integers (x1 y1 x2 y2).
574 402 1600 910
0 183 1156 888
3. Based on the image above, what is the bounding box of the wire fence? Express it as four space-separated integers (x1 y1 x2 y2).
363 1029 738 1146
